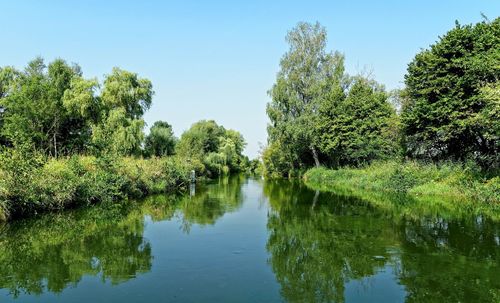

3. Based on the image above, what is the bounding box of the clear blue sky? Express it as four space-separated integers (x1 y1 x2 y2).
1 1 498 157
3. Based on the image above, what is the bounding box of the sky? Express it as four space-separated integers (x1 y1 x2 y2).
1 1 499 158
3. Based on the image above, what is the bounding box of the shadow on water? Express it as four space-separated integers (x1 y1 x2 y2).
263 179 500 303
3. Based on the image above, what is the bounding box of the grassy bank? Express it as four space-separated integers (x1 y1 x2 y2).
0 151 195 221
304 161 500 220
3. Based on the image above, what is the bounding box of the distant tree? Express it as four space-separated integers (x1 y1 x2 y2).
144 121 176 157
221 129 246 168
267 22 346 169
402 18 500 165
176 120 246 175
261 140 296 178
176 120 226 158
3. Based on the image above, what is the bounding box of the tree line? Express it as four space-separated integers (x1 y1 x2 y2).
0 59 252 176
0 58 252 219
264 19 499 177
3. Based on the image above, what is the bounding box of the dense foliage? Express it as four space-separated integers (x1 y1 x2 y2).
176 120 247 176
0 59 153 156
402 18 500 166
144 121 176 157
265 22 399 177
266 22 345 169
264 19 499 178
0 150 193 219
0 59 250 221
316 77 400 167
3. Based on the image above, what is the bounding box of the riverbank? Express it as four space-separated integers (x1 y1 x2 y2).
303 161 500 220
0 154 196 221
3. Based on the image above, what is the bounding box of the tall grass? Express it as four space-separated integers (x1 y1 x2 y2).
0 150 193 220
304 161 500 220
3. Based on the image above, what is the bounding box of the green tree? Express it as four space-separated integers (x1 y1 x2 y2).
61 76 99 151
261 140 296 178
0 58 51 150
63 67 154 156
267 22 346 169
176 120 246 175
0 66 19 146
47 59 84 156
91 108 146 156
0 58 86 155
95 68 153 156
402 18 500 165
101 67 153 119
220 129 246 169
176 120 226 158
265 22 398 175
144 121 176 157
1 59 153 157
317 77 400 167
475 82 500 167
0 66 20 98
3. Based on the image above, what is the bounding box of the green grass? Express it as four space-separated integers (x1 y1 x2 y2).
304 161 500 221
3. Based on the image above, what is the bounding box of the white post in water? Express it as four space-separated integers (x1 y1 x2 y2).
190 182 196 197
190 170 196 183
189 170 196 197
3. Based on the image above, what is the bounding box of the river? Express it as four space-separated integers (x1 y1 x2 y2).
0 176 498 302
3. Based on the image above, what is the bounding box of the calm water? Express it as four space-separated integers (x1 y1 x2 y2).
0 176 499 302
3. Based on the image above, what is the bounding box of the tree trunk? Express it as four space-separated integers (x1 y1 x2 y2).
311 146 320 167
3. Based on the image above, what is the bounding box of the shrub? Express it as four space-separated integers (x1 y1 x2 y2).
0 150 195 220
0 147 45 217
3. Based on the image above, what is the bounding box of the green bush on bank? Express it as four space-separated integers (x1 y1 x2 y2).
304 161 500 206
0 150 192 220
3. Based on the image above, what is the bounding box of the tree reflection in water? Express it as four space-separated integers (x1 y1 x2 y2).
0 175 246 298
263 179 500 303
0 176 498 302
0 204 152 298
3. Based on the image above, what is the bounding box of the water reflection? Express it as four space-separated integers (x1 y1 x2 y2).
0 205 152 298
398 216 500 303
263 179 500 303
0 175 246 299
0 176 498 302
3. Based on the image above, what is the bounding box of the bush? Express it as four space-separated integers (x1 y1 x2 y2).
0 150 194 220
35 158 80 209
0 147 45 217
